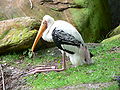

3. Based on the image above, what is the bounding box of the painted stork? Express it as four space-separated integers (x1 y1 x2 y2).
30 15 93 73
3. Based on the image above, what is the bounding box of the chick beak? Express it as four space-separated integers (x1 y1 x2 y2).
32 20 47 52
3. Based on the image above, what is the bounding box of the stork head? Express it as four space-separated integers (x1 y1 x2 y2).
31 15 54 52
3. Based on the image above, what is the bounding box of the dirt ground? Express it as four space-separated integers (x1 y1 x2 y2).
0 64 116 90
0 65 31 90
0 44 119 90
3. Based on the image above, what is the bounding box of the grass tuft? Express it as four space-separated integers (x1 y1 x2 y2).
0 40 119 89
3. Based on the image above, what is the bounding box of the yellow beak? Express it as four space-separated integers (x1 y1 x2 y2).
31 21 47 52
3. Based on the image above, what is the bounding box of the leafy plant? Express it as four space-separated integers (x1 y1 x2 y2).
23 49 33 58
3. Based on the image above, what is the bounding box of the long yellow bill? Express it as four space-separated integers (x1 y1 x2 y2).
31 21 47 52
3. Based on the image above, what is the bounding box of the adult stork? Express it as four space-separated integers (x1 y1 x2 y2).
30 15 93 73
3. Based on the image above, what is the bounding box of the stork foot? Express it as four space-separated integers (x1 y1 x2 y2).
28 51 66 74
28 65 65 74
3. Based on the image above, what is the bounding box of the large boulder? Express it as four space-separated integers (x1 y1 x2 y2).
0 0 111 42
109 25 120 37
102 25 120 43
108 0 120 28
101 34 120 43
69 0 111 42
0 17 40 54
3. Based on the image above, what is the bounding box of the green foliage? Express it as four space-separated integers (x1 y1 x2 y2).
0 16 6 21
102 83 119 90
101 34 120 43
0 40 119 89
0 25 37 53
109 25 120 37
23 49 33 58
70 0 111 42
0 53 19 65
26 40 120 89
0 30 9 40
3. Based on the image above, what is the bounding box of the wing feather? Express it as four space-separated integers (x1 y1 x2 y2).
51 20 84 43
52 28 84 54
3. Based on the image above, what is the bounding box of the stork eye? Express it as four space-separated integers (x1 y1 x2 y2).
43 21 47 24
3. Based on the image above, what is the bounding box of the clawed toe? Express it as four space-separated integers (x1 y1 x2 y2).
28 65 65 74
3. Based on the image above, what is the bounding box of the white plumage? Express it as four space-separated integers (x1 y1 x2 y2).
32 15 92 67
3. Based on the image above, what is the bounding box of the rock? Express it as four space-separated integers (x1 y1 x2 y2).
68 0 111 42
0 0 111 42
101 34 120 43
108 0 120 28
0 17 40 54
109 25 120 37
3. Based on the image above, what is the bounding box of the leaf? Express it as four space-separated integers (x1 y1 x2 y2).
23 50 27 55
28 51 33 58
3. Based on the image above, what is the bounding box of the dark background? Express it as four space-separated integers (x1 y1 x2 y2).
108 0 120 29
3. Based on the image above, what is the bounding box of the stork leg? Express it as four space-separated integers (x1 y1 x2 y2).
62 51 66 70
28 52 66 74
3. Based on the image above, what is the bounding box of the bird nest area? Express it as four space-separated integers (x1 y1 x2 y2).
0 42 120 90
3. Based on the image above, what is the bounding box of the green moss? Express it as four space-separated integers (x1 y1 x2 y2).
29 20 41 30
0 15 6 21
101 34 120 43
0 25 37 48
9 28 37 45
0 17 41 54
74 0 89 7
70 8 96 42
50 8 59 11
0 30 10 40
109 25 120 37
70 0 111 42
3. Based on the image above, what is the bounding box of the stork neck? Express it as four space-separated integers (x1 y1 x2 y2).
42 21 54 42
45 22 54 34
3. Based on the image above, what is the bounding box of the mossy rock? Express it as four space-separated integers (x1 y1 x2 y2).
0 17 40 54
109 25 120 37
69 0 111 42
101 34 120 43
0 0 111 42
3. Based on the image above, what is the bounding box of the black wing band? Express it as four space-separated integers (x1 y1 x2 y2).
52 28 83 54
